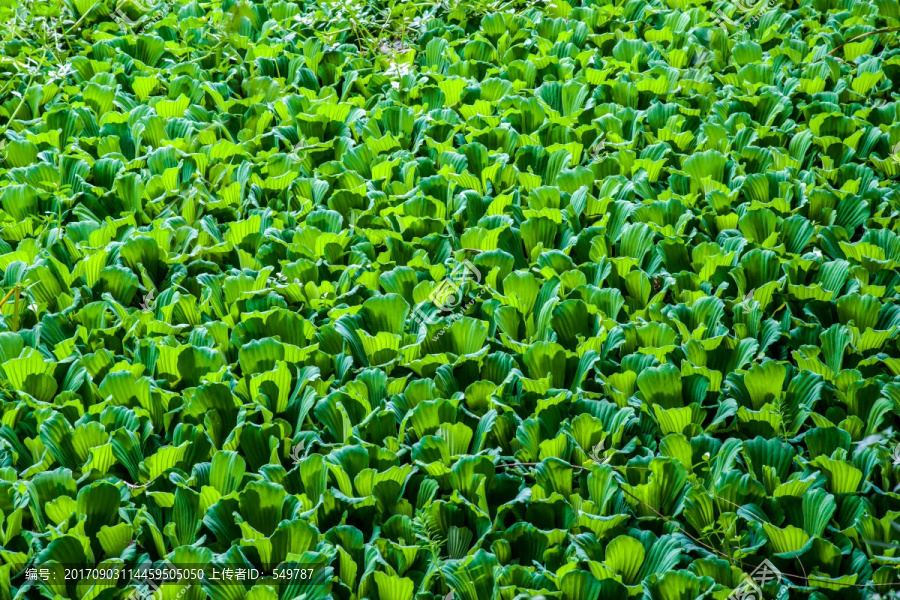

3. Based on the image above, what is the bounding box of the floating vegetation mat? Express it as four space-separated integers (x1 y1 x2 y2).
1 0 900 598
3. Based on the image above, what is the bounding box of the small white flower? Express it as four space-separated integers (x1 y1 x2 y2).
139 289 155 310
48 63 74 82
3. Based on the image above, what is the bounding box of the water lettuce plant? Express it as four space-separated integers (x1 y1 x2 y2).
1 0 900 598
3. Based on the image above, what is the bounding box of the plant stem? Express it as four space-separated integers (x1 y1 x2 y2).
62 0 102 37
0 71 36 138
0 288 16 309
13 287 20 332
826 27 900 56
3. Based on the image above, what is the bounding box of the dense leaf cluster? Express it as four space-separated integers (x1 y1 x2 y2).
1 0 900 598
